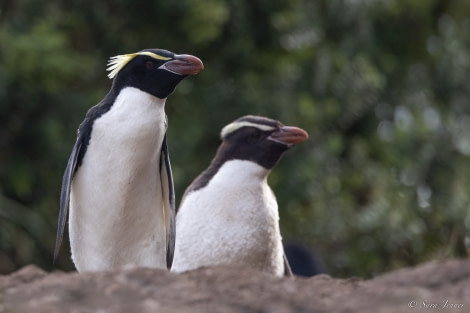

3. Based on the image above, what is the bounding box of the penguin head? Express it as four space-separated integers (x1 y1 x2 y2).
107 48 204 99
219 115 309 169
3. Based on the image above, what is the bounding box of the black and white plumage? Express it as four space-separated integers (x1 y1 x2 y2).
54 48 203 272
172 115 309 276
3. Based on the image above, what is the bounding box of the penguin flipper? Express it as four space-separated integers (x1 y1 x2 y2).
54 137 82 263
160 135 176 269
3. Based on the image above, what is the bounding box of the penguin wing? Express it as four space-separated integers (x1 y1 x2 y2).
160 134 176 269
53 134 82 262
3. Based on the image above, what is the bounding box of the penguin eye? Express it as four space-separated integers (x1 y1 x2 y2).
145 61 154 70
247 129 262 143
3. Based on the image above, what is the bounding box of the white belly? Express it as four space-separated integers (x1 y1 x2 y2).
69 87 168 271
172 160 285 276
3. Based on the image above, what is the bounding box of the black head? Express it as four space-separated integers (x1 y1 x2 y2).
183 115 308 198
107 48 204 99
218 115 309 169
184 115 309 195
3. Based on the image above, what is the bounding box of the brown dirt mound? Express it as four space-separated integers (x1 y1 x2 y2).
1 259 469 313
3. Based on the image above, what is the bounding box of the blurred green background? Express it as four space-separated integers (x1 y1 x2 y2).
1 0 469 277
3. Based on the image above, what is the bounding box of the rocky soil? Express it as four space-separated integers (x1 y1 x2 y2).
1 259 469 313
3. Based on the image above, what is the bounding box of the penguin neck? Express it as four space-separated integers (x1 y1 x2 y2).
96 87 168 149
219 159 270 182
113 86 167 112
185 158 270 198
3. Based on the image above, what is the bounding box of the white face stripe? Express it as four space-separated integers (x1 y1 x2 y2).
107 51 172 79
220 121 277 139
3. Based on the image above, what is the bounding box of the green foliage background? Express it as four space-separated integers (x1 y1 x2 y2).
1 0 469 277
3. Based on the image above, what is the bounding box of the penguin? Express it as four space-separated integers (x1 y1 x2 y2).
171 115 308 276
54 48 203 272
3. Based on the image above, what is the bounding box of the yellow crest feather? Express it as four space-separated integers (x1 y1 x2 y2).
106 51 172 79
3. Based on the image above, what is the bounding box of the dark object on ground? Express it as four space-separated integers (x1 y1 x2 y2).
284 242 324 277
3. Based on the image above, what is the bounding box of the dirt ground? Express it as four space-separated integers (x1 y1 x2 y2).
1 259 469 313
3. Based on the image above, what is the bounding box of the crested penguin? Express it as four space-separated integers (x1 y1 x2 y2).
54 48 204 272
172 115 309 276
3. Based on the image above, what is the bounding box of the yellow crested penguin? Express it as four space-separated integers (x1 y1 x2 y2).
172 115 308 276
54 48 203 272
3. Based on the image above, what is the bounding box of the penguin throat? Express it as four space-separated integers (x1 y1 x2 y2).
203 160 269 191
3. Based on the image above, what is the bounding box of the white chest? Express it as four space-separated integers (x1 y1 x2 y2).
173 160 284 275
69 87 168 271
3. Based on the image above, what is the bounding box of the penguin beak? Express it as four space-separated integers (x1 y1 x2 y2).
159 54 204 75
268 126 309 146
